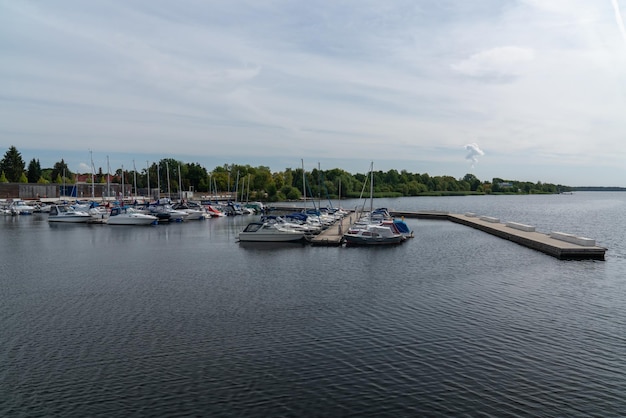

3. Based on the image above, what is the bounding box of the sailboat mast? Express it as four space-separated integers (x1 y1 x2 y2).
106 156 110 201
90 149 95 200
146 161 150 200
302 159 306 209
133 160 137 200
318 161 321 209
370 161 374 217
121 164 125 203
166 161 171 200
178 164 182 201
247 174 251 204
234 171 240 203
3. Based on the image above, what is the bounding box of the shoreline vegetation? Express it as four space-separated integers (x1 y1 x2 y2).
1 145 619 202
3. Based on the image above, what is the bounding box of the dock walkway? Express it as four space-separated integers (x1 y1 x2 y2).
309 214 355 246
391 211 606 260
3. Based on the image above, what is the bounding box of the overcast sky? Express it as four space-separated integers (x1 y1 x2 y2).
2 0 626 186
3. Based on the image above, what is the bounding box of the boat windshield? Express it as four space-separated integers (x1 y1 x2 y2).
243 223 263 233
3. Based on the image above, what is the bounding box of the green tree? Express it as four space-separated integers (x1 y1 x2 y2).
186 162 208 192
27 158 42 183
462 173 481 191
18 172 28 183
0 171 7 183
51 159 72 183
266 182 278 201
0 146 25 182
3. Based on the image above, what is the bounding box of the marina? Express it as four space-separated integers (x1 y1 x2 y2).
3 198 608 259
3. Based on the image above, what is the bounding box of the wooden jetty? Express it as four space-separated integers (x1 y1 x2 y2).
309 214 355 246
391 211 606 260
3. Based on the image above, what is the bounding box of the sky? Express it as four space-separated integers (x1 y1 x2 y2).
2 0 626 186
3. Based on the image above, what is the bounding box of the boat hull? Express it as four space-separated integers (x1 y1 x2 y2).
108 216 157 225
48 216 91 223
238 233 305 242
343 234 403 245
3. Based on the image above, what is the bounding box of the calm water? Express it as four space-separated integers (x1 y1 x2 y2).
2 193 626 417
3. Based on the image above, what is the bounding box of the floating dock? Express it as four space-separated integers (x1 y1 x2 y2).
391 211 606 260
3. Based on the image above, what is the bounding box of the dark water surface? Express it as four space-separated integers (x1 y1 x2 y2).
2 193 626 417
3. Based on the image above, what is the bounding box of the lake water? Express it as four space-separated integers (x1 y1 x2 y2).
2 192 626 417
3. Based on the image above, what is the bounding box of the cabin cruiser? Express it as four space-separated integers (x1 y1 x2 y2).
238 222 306 242
172 201 211 220
8 200 36 215
48 205 92 223
108 206 158 225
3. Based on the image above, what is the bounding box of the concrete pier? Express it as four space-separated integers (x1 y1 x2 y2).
391 211 606 260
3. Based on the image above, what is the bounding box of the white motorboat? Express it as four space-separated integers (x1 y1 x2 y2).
238 222 306 242
172 201 211 220
107 207 158 225
48 205 92 223
148 199 189 222
261 215 321 235
8 200 36 215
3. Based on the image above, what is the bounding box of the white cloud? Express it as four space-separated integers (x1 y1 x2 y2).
451 46 535 79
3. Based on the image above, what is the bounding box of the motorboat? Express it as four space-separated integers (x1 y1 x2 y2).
148 198 189 222
172 201 211 220
107 206 158 225
261 215 321 235
8 200 36 215
70 200 109 223
343 224 404 246
206 204 226 217
48 205 92 223
238 222 306 242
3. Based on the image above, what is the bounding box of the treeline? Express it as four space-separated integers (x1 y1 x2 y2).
1 145 572 201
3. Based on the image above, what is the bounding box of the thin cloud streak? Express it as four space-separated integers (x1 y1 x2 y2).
611 0 626 47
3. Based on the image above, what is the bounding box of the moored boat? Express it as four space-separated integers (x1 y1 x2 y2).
238 222 306 242
8 200 36 215
343 162 408 246
48 205 92 223
107 206 158 225
343 224 404 246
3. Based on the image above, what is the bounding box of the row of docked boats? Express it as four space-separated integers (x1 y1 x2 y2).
47 204 160 225
341 163 414 246
2 198 234 225
238 207 350 242
0 199 39 215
